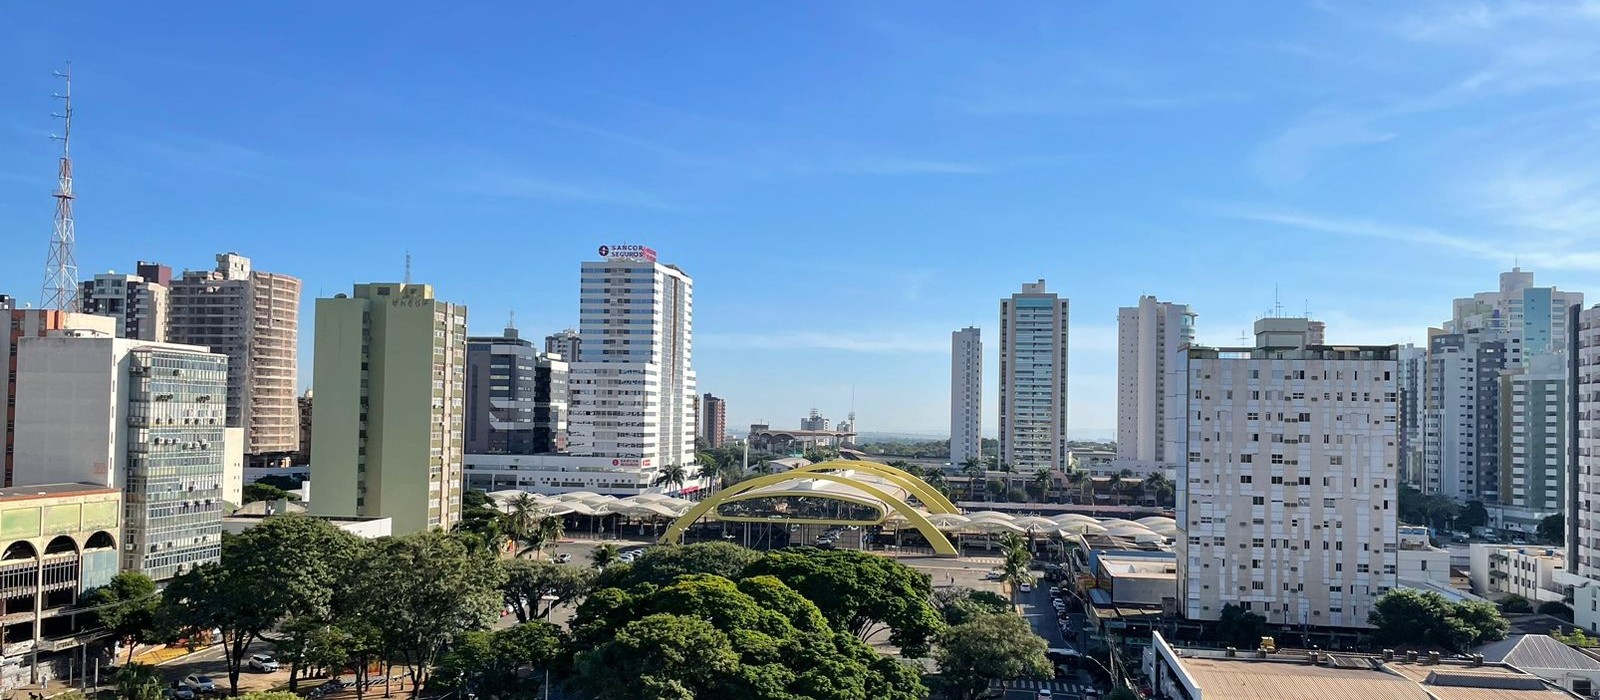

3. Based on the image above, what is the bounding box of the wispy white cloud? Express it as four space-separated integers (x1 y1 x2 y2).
1253 110 1398 184
469 174 679 211
698 330 946 354
1208 202 1600 271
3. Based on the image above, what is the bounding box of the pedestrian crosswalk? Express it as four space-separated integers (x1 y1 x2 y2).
990 677 1093 693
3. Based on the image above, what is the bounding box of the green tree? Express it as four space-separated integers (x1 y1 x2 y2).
1539 514 1565 545
743 547 943 657
571 574 927 700
935 612 1050 700
591 542 622 568
242 482 298 504
1105 688 1142 700
1500 594 1533 613
1143 472 1176 507
1214 603 1267 648
255 474 305 492
1539 600 1575 621
1031 469 1053 501
1369 589 1508 651
653 463 691 492
114 663 167 700
997 532 1033 602
163 515 360 696
1458 500 1490 530
502 558 596 623
454 489 509 553
932 587 1010 626
86 570 160 664
627 542 762 587
431 621 567 699
351 531 508 695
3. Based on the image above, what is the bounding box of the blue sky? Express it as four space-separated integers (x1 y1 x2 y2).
3 2 1599 438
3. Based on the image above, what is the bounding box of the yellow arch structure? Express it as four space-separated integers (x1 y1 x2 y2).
788 460 960 514
658 470 960 557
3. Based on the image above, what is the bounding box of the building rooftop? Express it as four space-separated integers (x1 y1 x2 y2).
1154 633 1579 700
0 483 118 502
1477 635 1600 672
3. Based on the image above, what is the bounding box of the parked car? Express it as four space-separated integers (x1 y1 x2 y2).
554 553 572 563
183 674 217 694
165 687 196 700
248 653 280 672
1019 582 1033 593
1036 688 1053 699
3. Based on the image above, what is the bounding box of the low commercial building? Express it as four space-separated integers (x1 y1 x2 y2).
463 453 707 497
1477 634 1600 698
1470 544 1567 604
1147 631 1582 700
222 501 391 539
0 484 121 687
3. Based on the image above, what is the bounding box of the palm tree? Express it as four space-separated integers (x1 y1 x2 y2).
1032 469 1053 502
503 493 542 556
653 463 690 493
961 459 985 501
1064 470 1086 505
535 514 565 559
998 532 1034 602
1143 472 1175 507
590 542 621 568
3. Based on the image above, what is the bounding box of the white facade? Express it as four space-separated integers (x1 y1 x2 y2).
1175 323 1399 628
462 453 699 496
1396 344 1426 490
223 427 244 506
1574 305 1600 578
567 250 697 491
950 326 983 464
12 333 228 580
1116 296 1195 474
1469 543 1566 603
78 270 169 341
998 280 1070 471
1500 353 1566 522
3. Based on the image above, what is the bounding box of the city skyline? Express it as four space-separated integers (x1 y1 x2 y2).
5 3 1600 436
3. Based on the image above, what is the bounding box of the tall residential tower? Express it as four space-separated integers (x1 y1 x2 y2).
1115 296 1194 474
310 283 467 534
999 281 1070 471
950 327 983 465
168 253 302 467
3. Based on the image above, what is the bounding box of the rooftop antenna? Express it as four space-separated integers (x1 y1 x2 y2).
41 63 79 313
507 308 516 329
1273 285 1283 317
403 251 412 284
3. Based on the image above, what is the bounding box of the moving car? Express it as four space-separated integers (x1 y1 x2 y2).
1019 582 1032 593
554 553 572 563
1036 688 1053 699
182 674 216 694
164 687 196 700
248 653 280 672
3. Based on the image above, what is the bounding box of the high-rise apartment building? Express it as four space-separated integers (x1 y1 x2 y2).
1396 344 1427 490
168 252 302 467
700 393 727 448
1116 296 1194 474
12 333 228 580
466 325 568 455
1174 318 1398 628
310 283 467 534
999 280 1070 471
77 261 171 341
545 328 581 361
1 297 115 486
1571 305 1600 577
1424 269 1579 508
567 245 697 486
1498 354 1566 523
950 327 983 465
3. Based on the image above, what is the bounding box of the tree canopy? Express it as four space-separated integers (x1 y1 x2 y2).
571 573 927 700
626 541 763 587
1214 603 1268 648
934 611 1050 700
1369 589 1509 651
743 547 943 657
87 571 160 664
1538 514 1565 545
431 621 568 700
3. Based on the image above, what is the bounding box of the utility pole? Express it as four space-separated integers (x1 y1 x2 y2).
41 63 79 312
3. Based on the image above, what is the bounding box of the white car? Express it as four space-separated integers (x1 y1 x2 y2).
249 654 279 672
1037 688 1053 699
1019 582 1033 593
183 675 216 694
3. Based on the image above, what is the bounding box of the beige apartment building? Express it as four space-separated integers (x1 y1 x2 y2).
168 252 301 467
1175 317 1400 629
310 283 466 534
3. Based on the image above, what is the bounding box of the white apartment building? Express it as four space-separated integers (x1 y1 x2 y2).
1426 269 1580 507
1175 318 1398 629
1469 543 1567 604
1572 305 1600 578
950 327 983 465
1116 296 1194 475
12 332 228 580
565 245 698 493
999 280 1070 471
0 298 115 487
78 263 171 341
